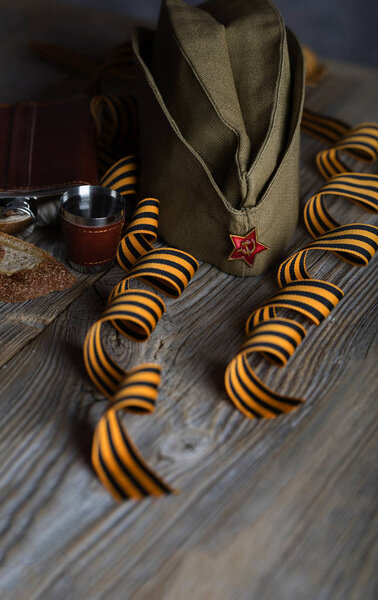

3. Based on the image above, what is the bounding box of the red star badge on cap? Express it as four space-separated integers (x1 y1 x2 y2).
228 228 269 268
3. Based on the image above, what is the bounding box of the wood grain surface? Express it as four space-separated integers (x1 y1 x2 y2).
0 3 377 599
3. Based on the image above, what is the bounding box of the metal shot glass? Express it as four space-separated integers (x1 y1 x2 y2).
60 185 125 273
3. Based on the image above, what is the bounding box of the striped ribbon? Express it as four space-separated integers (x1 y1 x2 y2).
83 193 199 500
99 41 134 78
99 154 138 201
302 46 326 86
90 94 138 175
225 109 378 419
85 97 200 500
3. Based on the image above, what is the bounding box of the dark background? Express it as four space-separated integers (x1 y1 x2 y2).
56 0 378 68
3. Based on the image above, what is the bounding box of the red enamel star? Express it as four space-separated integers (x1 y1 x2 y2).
228 228 269 267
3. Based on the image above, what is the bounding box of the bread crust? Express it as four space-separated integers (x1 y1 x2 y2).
0 232 76 303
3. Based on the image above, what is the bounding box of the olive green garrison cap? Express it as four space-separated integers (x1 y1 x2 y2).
132 0 305 276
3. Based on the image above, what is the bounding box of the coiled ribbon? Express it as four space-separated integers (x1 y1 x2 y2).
83 194 198 500
225 109 378 418
90 94 138 176
86 96 201 500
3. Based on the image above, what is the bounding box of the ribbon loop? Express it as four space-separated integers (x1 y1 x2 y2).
124 248 199 298
117 198 159 270
110 364 161 414
335 123 378 162
304 224 378 266
225 354 303 420
304 173 378 237
91 94 138 174
301 109 350 144
242 318 306 366
248 280 343 328
101 289 166 342
316 124 378 180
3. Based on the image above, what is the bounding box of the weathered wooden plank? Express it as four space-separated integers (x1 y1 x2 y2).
0 180 377 598
0 238 376 599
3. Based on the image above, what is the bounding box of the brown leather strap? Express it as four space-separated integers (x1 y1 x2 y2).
61 217 124 266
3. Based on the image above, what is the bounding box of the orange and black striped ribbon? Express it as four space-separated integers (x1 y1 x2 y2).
84 97 199 501
225 109 378 418
83 194 199 500
99 154 138 200
90 94 138 175
99 41 134 78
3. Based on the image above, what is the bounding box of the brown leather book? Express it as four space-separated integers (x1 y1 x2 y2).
0 95 98 232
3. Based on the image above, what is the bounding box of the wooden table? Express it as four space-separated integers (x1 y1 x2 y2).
1 2 377 599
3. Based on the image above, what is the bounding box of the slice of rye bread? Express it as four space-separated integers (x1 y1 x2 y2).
0 232 76 303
